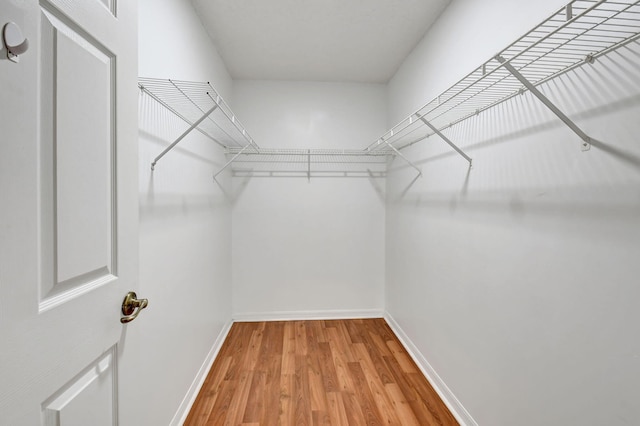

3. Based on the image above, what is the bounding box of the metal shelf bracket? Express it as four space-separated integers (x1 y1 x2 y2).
496 55 592 152
213 143 253 180
419 117 473 166
379 138 422 177
151 105 219 170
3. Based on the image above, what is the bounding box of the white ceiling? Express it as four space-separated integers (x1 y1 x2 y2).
191 0 451 83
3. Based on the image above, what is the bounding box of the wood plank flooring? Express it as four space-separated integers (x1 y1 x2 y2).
185 318 458 426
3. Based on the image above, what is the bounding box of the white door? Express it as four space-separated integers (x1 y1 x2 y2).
0 0 139 424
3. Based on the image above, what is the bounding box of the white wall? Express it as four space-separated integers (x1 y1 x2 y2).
386 0 640 425
231 81 387 319
131 0 640 424
126 0 234 424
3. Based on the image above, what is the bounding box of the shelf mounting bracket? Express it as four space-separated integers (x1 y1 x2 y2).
419 117 473 166
213 143 254 180
151 105 219 170
496 55 591 151
380 138 422 177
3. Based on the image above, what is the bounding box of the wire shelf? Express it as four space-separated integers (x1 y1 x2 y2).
368 0 640 153
138 77 258 151
227 148 389 157
139 1 640 177
227 148 388 178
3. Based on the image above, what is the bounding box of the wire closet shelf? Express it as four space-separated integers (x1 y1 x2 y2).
228 148 388 179
138 78 260 171
139 0 640 177
138 78 387 177
367 0 640 163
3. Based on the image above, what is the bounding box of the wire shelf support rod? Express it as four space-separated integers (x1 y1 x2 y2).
151 104 220 170
496 55 592 151
213 143 256 180
419 117 473 166
380 138 422 177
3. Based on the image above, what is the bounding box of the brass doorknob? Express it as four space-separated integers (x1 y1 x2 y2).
120 291 148 324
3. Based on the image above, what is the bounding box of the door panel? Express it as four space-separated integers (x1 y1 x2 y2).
42 348 117 426
0 0 138 424
40 6 116 307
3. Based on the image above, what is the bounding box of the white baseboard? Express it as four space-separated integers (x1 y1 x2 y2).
233 308 384 322
170 320 233 426
384 312 478 426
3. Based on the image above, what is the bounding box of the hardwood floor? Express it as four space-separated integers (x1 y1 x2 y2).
185 318 458 426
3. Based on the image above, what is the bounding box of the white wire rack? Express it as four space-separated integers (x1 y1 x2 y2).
139 0 640 179
367 0 640 165
138 77 391 177
138 78 259 170
227 148 388 179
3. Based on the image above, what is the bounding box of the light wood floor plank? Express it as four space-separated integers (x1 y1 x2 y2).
326 391 349 425
317 342 339 393
185 318 458 425
279 373 295 426
294 354 312 426
187 355 232 424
